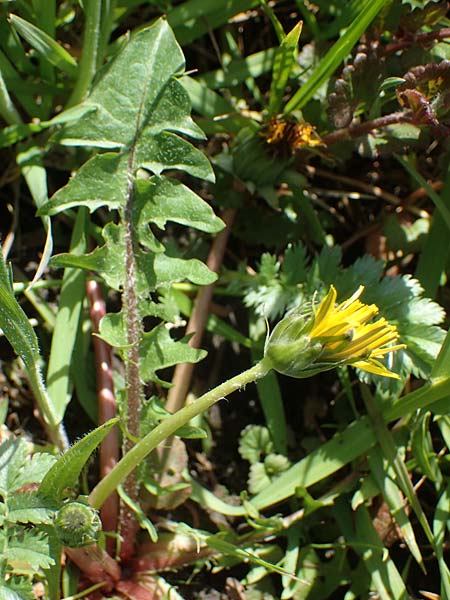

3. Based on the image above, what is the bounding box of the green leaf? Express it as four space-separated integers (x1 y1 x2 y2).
248 462 272 495
335 501 409 600
39 153 128 215
117 485 157 542
0 578 35 600
0 438 55 502
368 448 424 568
168 0 260 46
8 14 77 77
11 452 57 495
206 534 297 581
7 492 55 525
46 207 89 422
0 250 64 447
8 529 55 571
53 23 208 150
268 22 302 116
38 418 119 502
140 325 207 385
239 425 274 463
51 222 217 292
0 438 28 498
134 177 223 233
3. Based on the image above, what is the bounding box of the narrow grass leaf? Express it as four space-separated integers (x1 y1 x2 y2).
415 162 450 298
168 0 260 46
434 484 450 600
411 411 442 484
431 328 450 382
255 369 287 455
206 535 300 582
0 248 63 446
117 485 157 542
281 524 301 599
353 505 410 599
269 22 302 116
259 0 285 43
362 386 434 549
180 76 248 134
251 416 376 510
17 148 53 286
368 448 424 568
386 376 450 421
0 17 33 75
46 207 89 422
0 68 22 125
200 49 276 90
284 0 388 112
9 13 77 77
396 154 450 232
188 476 250 517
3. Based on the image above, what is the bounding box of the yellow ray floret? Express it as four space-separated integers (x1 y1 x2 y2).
310 285 405 378
264 285 406 379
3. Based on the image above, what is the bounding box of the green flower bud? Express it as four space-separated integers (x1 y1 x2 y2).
55 501 102 548
264 311 323 378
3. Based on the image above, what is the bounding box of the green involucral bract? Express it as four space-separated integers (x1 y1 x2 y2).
264 311 323 378
54 502 102 548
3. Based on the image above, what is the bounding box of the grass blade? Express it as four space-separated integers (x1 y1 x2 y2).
268 22 302 116
284 0 388 112
9 13 77 77
46 208 89 422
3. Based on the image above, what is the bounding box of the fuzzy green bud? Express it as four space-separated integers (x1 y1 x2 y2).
55 501 102 548
264 312 323 378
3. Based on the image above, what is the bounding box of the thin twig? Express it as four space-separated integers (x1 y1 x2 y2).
165 208 236 414
302 165 430 218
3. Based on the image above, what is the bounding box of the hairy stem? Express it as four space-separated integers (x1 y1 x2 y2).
117 154 143 560
89 359 272 510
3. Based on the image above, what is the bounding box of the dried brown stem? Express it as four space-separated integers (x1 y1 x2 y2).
86 279 119 556
165 208 236 414
302 165 429 218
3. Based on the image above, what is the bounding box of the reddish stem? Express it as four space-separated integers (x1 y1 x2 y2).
383 27 450 55
322 112 411 145
86 279 119 556
66 545 121 591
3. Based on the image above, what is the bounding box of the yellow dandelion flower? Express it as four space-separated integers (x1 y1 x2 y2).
264 285 405 379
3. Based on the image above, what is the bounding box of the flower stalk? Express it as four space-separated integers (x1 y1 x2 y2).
89 360 272 510
89 285 405 510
